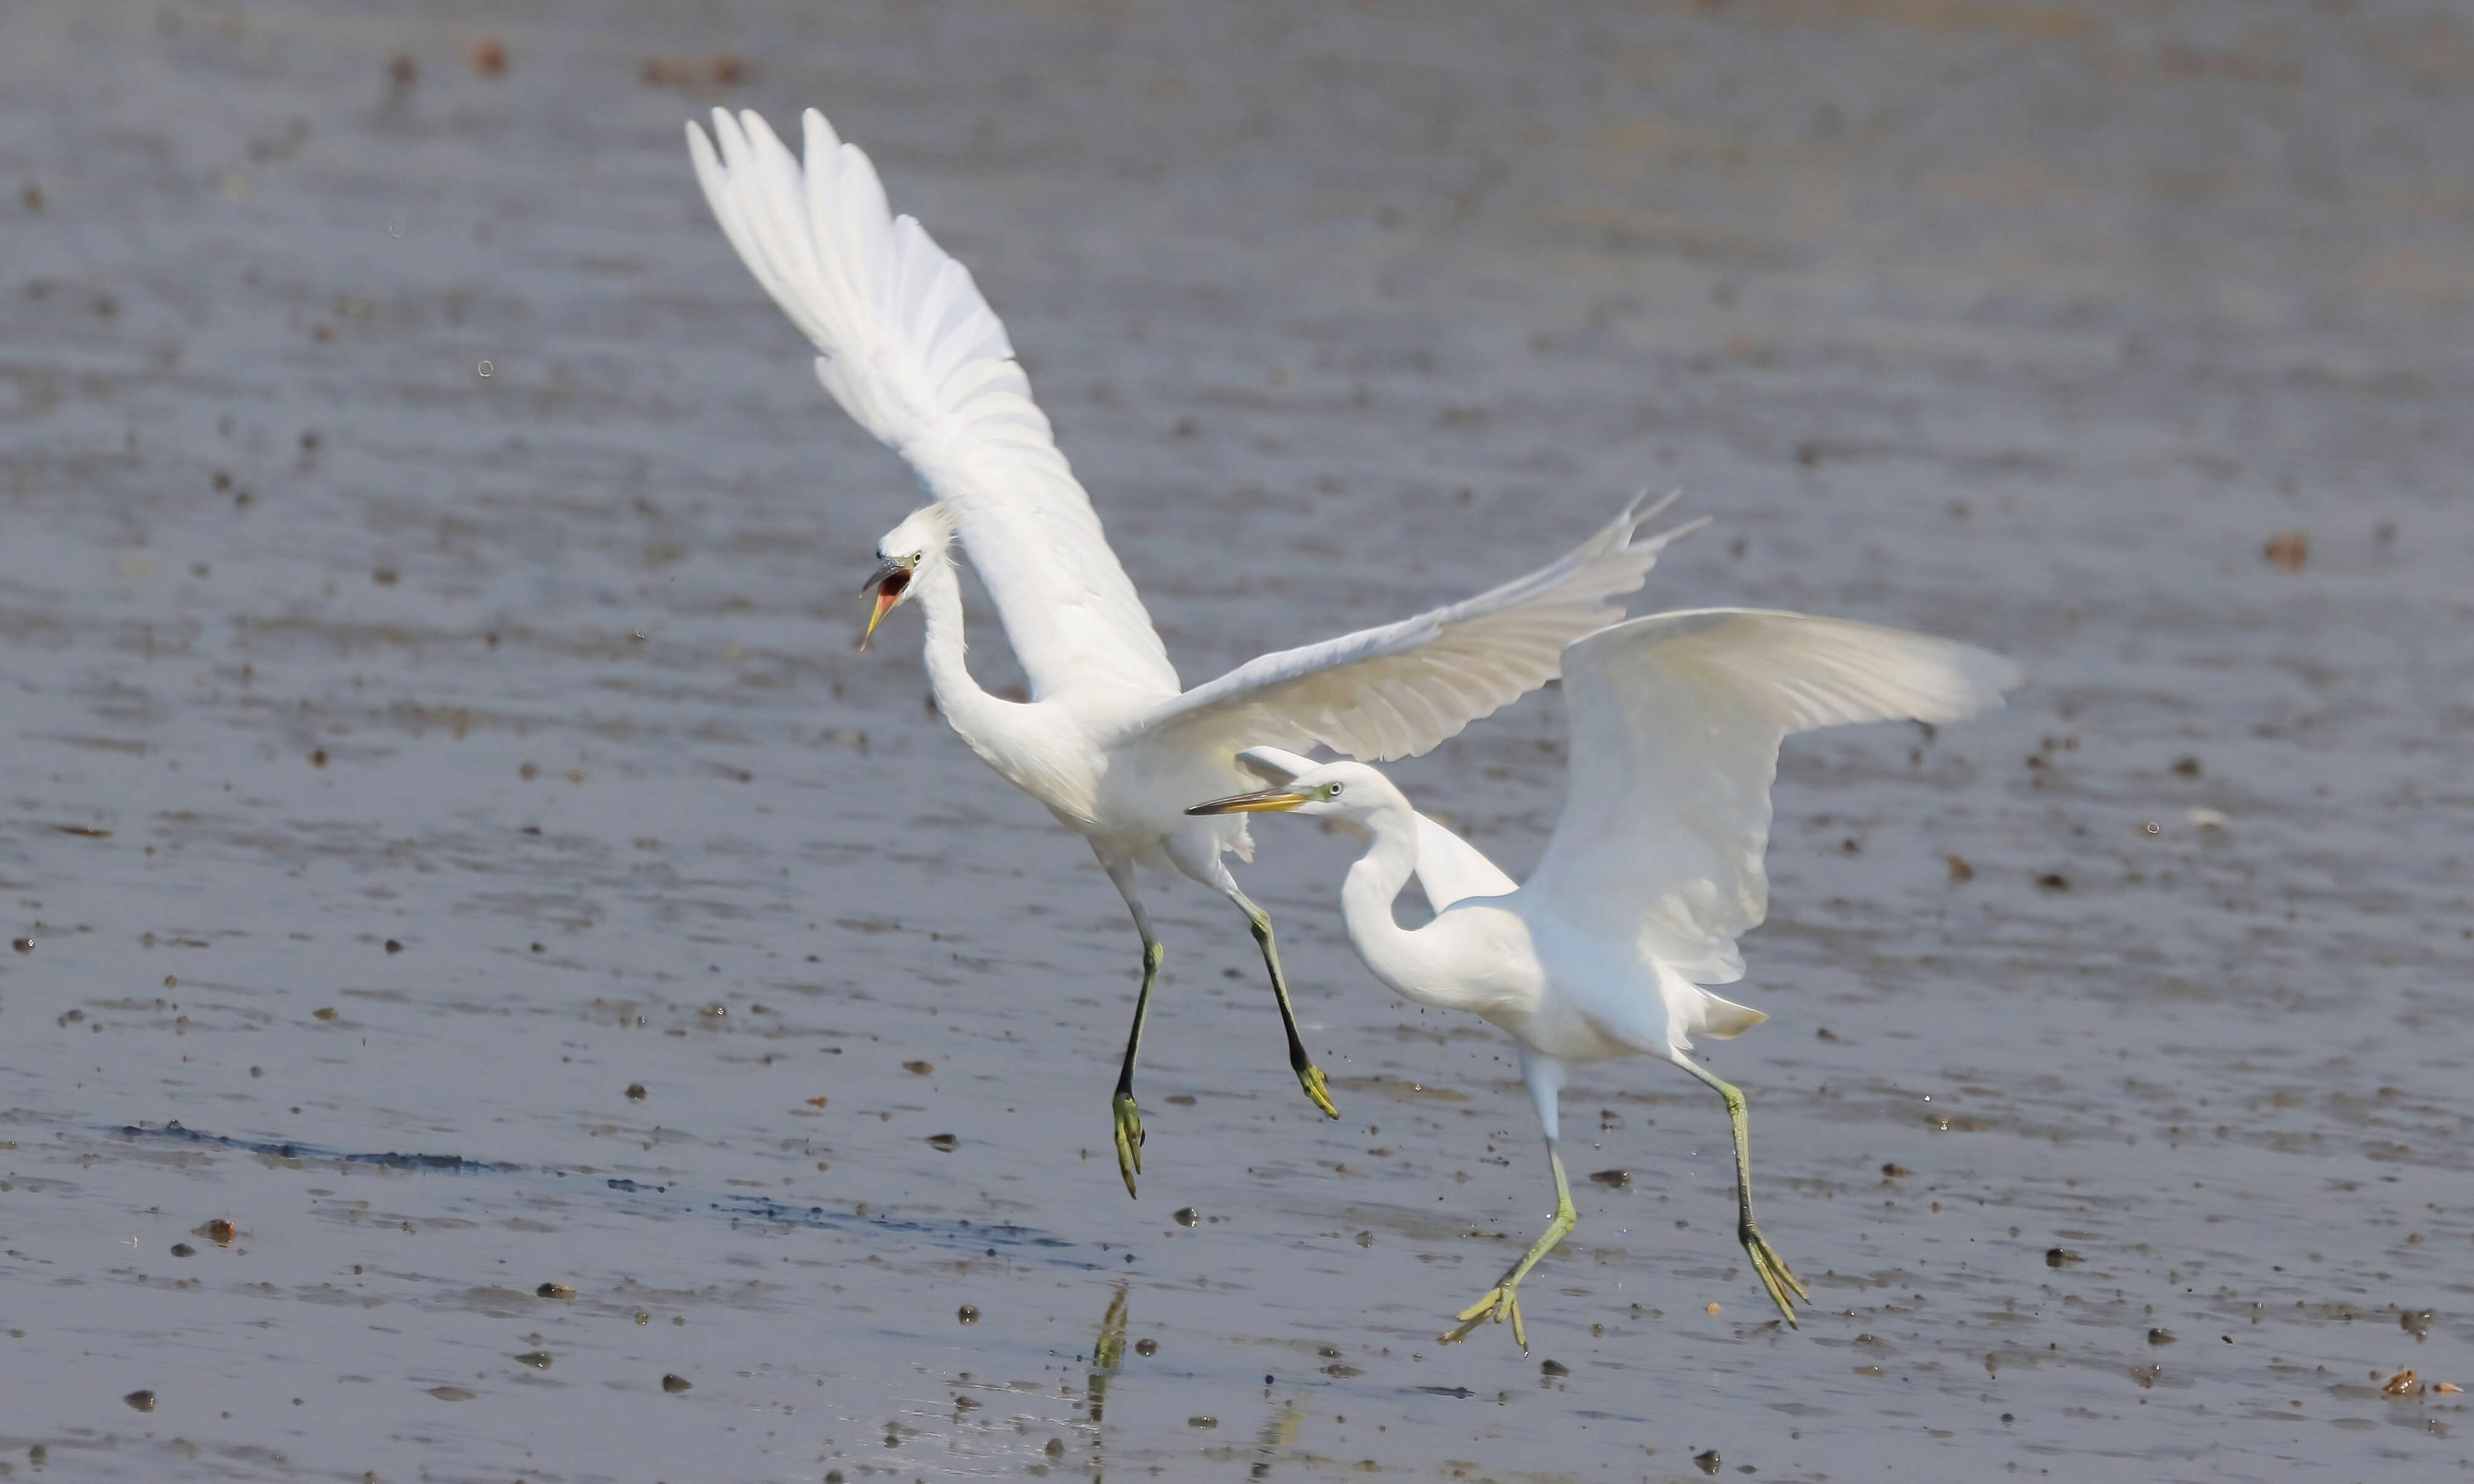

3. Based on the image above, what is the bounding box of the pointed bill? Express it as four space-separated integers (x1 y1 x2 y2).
1186 790 1308 816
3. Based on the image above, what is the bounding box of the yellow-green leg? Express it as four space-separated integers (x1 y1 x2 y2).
1440 1141 1575 1353
1102 858 1165 1199
1676 1054 1808 1325
1110 936 1164 1198
1240 900 1338 1120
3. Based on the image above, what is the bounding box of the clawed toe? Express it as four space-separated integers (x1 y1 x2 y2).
1743 1227 1808 1325
1439 1285 1527 1351
1295 1060 1340 1119
1110 1092 1145 1198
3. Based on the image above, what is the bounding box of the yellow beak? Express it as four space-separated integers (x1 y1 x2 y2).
857 556 910 652
858 587 899 651
1186 788 1308 816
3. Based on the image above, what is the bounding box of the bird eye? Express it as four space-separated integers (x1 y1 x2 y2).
1324 782 1344 799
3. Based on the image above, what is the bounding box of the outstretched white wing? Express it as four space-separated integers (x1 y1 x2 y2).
688 108 1178 701
1132 493 1704 764
1526 610 2018 982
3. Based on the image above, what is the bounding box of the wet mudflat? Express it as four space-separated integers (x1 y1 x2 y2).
3 1 2472 1479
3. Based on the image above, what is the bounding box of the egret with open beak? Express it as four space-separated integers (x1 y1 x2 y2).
858 553 917 651
693 104 1703 1198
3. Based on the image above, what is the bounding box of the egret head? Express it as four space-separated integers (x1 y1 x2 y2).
1186 760 1396 821
858 505 956 650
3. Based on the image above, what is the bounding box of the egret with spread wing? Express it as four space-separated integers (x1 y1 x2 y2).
687 108 1701 1195
1192 610 2018 1342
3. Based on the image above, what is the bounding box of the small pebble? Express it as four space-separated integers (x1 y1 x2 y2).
124 1389 156 1412
1540 1359 1569 1376
625 1083 646 1100
1587 1169 1629 1188
11 937 31 953
1134 1338 1157 1356
925 1133 958 1151
514 1351 551 1369
1705 1302 1722 1316
2046 1247 2081 1268
384 939 402 954
202 1219 237 1244
1173 1207 1199 1227
661 1373 692 1393
1043 1438 1064 1457
956 1305 979 1324
537 1282 575 1299
169 1243 194 1258
902 1060 933 1075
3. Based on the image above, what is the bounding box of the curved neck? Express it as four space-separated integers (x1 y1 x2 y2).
909 554 1011 759
1340 799 1441 1002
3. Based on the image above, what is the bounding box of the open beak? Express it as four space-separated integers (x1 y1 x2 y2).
1187 788 1308 816
857 559 909 652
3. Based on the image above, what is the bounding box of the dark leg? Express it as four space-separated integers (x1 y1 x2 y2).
1102 858 1164 1198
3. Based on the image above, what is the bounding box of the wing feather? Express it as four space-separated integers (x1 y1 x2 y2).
1526 609 2019 981
1130 493 1705 764
688 108 1177 701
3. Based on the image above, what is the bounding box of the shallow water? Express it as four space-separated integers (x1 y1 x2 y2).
2 1 2471 1480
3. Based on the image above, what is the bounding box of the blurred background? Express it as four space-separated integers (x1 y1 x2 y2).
2 2 2468 1480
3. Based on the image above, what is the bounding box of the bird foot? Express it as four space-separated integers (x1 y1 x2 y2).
1440 1281 1528 1352
1293 1060 1340 1119
1111 1091 1145 1198
1742 1222 1810 1326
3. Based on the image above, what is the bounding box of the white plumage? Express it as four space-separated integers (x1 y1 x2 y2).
687 108 1702 1195
690 108 1173 700
1194 609 2019 1344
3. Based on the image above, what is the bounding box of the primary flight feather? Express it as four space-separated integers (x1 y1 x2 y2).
688 107 1701 1195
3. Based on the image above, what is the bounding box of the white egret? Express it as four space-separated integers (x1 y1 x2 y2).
1192 610 2018 1342
686 108 1703 1194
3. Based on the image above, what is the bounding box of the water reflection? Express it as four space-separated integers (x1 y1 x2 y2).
1248 1400 1304 1480
1069 1281 1124 1480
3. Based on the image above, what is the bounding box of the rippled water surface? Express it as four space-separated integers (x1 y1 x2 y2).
4 2 2472 1480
